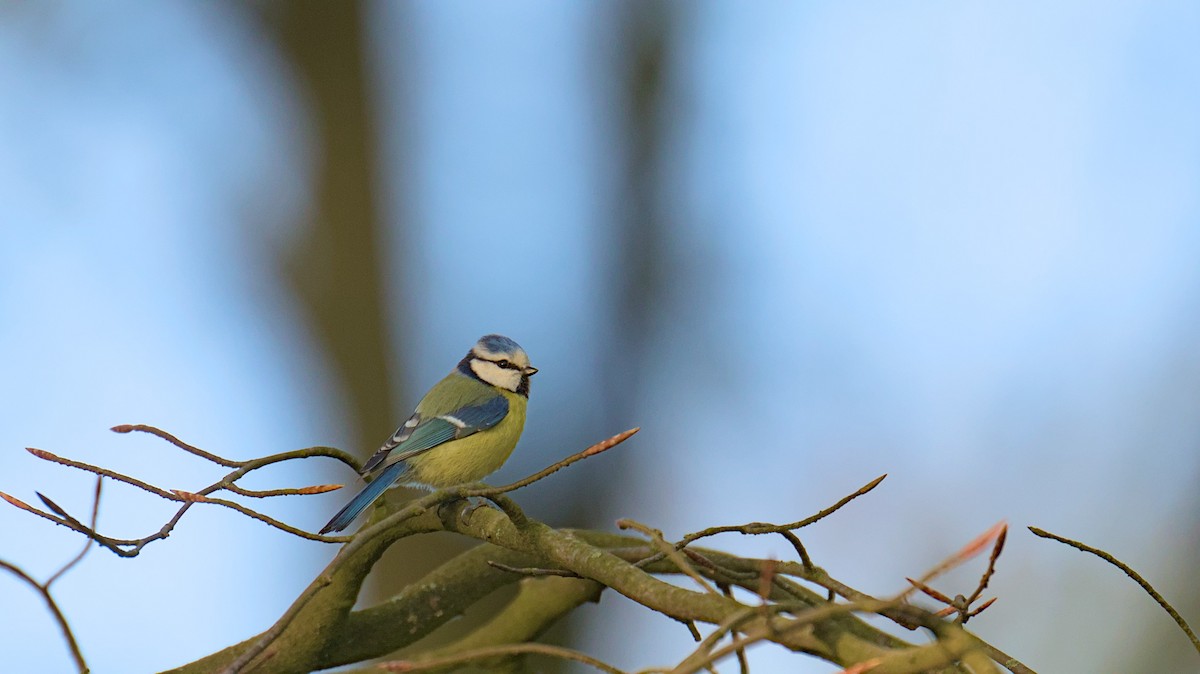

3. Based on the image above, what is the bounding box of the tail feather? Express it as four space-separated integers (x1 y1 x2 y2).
319 462 407 534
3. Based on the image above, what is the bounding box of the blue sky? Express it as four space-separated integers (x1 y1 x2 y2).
2 2 1198 672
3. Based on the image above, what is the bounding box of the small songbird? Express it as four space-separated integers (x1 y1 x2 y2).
320 334 537 534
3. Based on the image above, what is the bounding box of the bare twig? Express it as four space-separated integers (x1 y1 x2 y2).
46 477 103 588
901 521 1008 601
647 474 886 571
0 477 105 673
486 561 580 578
26 447 175 498
968 524 1007 605
225 483 343 498
904 523 1006 624
1030 526 1200 656
0 561 90 673
111 423 244 467
470 427 640 497
620 519 722 597
975 641 1038 674
378 643 629 673
3 426 358 558
667 604 770 674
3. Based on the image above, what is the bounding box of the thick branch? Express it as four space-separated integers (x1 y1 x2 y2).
387 575 603 673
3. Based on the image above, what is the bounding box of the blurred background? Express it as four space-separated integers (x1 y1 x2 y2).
2 2 1199 672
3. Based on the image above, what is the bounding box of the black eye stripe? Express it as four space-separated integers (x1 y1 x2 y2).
477 356 518 370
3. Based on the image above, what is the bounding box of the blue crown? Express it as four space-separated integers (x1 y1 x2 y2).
478 334 523 354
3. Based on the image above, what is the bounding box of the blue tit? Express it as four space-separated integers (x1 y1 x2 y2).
319 334 537 534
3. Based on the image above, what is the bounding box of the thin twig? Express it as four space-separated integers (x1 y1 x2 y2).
620 519 722 597
486 561 581 578
111 423 244 467
111 423 361 470
46 477 103 588
378 642 629 673
904 524 1006 625
235 445 362 472
185 494 347 542
672 605 768 674
26 448 176 499
470 427 640 497
0 560 90 673
669 600 883 674
975 641 1038 674
1030 526 1200 656
968 524 1007 605
225 483 343 498
901 521 1008 601
647 474 886 571
6 428 360 557
0 478 104 670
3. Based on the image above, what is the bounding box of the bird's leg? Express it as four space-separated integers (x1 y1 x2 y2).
459 495 499 525
435 495 499 528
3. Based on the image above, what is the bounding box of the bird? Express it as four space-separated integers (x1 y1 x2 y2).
319 334 537 535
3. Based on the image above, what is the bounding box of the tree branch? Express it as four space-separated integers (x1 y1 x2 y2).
1030 526 1200 657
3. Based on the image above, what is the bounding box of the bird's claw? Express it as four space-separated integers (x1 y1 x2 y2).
459 495 497 526
436 495 497 527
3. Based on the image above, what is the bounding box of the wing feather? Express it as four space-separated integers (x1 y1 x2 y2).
361 412 421 474
361 395 509 476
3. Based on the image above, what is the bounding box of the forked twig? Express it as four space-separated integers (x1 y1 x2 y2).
906 522 1006 624
901 521 1008 600
642 474 886 571
619 519 722 596
46 478 104 588
0 425 356 557
0 476 104 673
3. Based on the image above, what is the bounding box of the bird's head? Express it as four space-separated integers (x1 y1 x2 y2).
463 334 537 395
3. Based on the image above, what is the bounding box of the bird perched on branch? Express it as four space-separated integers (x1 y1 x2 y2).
319 334 537 534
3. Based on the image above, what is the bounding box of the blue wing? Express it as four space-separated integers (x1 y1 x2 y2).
319 395 509 534
361 396 509 475
360 412 422 474
319 462 406 534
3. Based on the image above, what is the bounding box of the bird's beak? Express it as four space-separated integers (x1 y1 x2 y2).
525 366 538 376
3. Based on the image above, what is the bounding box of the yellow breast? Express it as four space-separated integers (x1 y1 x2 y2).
405 391 527 487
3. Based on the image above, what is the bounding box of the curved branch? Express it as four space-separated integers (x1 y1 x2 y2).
1030 526 1200 656
383 576 605 673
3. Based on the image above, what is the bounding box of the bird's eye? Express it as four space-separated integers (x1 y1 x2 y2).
496 359 511 369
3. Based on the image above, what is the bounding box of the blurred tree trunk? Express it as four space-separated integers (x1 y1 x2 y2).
537 2 675 665
574 1 674 524
608 2 671 428
265 0 398 454
263 0 418 614
262 0 495 657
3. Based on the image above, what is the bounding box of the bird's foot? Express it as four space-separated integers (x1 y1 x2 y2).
459 495 498 526
436 495 497 528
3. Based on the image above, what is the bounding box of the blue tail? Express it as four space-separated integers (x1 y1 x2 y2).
319 462 407 534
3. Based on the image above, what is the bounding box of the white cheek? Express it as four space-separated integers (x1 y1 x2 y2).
471 361 521 391
500 373 521 391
